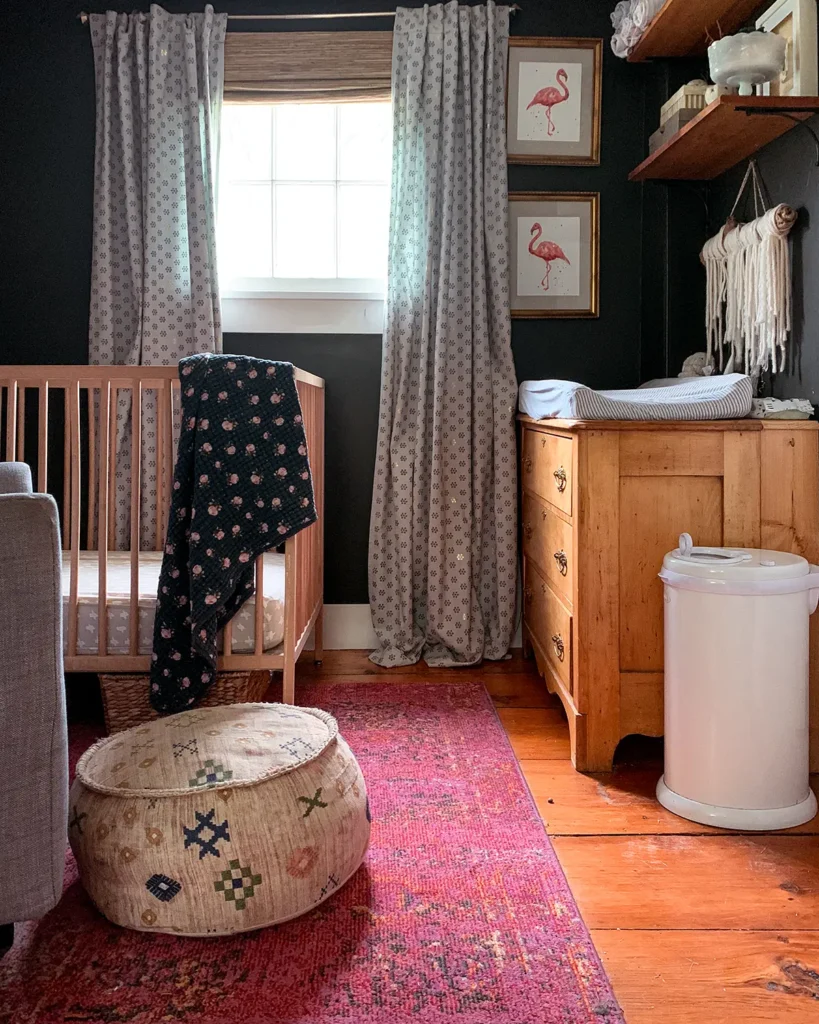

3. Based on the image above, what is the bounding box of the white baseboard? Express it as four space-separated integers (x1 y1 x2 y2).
307 604 521 651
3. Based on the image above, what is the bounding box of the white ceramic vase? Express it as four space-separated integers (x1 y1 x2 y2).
708 31 787 97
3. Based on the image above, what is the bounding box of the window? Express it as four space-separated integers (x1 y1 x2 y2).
218 101 392 307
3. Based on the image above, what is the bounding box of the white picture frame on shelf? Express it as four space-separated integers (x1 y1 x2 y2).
756 0 818 96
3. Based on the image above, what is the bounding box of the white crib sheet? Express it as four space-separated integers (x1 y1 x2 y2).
518 374 753 421
62 550 285 656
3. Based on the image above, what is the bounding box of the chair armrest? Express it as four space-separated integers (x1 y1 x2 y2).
0 492 68 922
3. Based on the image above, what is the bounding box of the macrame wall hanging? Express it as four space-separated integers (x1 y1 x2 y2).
700 160 797 375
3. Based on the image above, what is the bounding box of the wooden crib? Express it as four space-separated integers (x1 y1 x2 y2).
0 365 324 704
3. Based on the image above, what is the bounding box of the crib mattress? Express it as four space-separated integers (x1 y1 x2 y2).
518 374 753 421
62 551 285 656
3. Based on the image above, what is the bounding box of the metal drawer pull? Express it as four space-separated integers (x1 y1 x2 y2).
553 549 568 576
551 633 565 662
523 522 533 540
524 455 533 471
553 466 567 492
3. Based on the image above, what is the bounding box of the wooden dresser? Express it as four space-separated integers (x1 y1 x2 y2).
518 417 819 772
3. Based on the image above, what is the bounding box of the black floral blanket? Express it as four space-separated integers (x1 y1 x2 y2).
150 354 317 713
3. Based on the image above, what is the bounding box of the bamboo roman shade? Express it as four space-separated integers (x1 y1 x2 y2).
224 31 394 103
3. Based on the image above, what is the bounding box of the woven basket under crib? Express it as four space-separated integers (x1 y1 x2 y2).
98 671 272 734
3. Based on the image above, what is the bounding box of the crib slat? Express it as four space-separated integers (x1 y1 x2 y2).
155 387 164 552
129 383 142 656
62 387 71 548
37 383 48 493
98 381 111 658
16 387 25 464
67 382 81 659
5 380 17 461
108 386 118 550
163 384 174 549
86 388 97 549
254 555 265 655
283 538 297 705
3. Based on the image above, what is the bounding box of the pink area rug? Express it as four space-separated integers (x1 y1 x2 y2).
1 683 622 1023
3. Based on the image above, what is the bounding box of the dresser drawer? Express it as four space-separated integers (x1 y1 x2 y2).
524 561 573 694
522 492 574 606
522 430 573 516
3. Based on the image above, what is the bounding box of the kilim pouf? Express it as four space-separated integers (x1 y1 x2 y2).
68 703 370 936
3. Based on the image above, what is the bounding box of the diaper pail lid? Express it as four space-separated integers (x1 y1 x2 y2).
663 532 809 582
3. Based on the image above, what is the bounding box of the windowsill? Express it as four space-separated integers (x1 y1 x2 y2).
221 295 385 335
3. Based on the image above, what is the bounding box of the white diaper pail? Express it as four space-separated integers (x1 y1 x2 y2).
657 533 819 830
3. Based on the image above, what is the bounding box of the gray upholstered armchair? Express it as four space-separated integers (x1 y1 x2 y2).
0 462 68 949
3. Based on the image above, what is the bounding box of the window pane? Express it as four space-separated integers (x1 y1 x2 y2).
338 103 392 182
220 106 271 182
274 184 336 278
218 183 272 279
337 184 389 279
274 105 336 181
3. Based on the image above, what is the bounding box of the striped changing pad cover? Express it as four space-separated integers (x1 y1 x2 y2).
518 374 753 422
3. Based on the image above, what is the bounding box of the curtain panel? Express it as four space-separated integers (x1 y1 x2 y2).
369 2 519 668
88 3 227 547
224 31 393 104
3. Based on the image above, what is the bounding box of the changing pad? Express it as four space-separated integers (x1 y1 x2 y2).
518 374 753 422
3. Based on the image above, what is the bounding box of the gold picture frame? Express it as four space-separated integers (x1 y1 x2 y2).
506 37 602 166
509 192 600 319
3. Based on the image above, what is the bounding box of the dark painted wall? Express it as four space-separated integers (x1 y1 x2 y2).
1 1 652 603
637 2 819 402
707 115 819 403
638 57 713 383
235 334 382 603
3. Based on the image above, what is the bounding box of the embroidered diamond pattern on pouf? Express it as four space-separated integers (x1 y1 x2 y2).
145 874 182 903
315 873 340 903
173 738 198 758
182 809 231 859
188 759 233 788
214 859 262 911
68 806 87 835
280 737 314 758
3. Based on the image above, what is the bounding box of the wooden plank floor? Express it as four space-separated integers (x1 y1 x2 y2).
301 651 819 1023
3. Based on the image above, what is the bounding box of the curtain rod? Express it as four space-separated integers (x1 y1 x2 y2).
78 5 521 24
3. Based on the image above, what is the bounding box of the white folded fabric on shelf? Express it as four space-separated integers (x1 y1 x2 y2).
610 0 664 58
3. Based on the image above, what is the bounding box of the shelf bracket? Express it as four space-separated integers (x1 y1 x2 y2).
736 106 819 166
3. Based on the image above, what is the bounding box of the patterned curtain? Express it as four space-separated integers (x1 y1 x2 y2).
369 2 518 667
88 4 227 547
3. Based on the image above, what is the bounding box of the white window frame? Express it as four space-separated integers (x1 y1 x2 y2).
218 103 389 334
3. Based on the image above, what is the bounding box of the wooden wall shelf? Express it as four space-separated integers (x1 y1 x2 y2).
629 96 819 181
628 0 762 61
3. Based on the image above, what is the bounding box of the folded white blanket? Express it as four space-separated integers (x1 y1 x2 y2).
518 375 753 421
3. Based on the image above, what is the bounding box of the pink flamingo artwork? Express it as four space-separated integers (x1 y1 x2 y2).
527 68 570 136
528 223 570 291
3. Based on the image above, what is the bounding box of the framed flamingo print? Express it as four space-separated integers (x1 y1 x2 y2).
509 192 599 319
506 38 602 165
